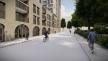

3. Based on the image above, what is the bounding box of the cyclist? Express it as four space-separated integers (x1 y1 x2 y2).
43 31 49 42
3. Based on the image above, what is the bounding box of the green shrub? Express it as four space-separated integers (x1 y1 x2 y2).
94 24 102 34
94 23 108 34
76 30 89 38
102 28 108 34
76 29 108 48
96 35 108 48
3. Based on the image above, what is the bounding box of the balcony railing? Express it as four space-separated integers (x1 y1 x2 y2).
43 1 47 5
48 4 53 9
16 12 29 23
16 0 29 13
19 0 28 4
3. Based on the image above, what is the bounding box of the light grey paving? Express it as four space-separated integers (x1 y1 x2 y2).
0 31 107 61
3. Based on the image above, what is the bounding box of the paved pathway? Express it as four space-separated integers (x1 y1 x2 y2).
74 34 108 61
0 31 108 61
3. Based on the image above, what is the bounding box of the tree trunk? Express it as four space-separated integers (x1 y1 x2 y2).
87 18 91 30
88 25 90 30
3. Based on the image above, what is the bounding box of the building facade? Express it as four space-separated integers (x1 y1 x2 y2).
0 0 61 42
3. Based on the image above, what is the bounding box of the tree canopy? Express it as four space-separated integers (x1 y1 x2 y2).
67 21 72 29
61 18 66 28
71 13 83 28
75 0 108 29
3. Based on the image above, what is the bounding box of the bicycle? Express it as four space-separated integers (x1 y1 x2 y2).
43 35 49 42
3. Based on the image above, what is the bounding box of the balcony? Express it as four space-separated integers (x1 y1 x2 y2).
19 0 28 4
43 1 47 5
16 0 29 14
48 4 53 9
16 12 29 23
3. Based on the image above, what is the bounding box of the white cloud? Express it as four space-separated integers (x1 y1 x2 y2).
61 5 74 22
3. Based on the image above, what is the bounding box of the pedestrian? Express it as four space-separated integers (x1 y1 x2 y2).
69 30 71 34
87 29 97 54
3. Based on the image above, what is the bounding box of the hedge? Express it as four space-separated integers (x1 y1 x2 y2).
76 30 108 48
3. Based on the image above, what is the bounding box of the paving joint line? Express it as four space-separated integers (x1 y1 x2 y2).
74 34 92 61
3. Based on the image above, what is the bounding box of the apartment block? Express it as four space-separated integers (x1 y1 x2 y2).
0 0 61 42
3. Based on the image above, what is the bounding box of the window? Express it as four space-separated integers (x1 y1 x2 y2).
47 14 51 20
49 15 51 20
47 14 49 20
0 1 5 19
39 0 41 3
33 4 36 13
51 0 53 3
16 12 29 22
37 17 40 25
48 0 50 4
33 15 36 24
23 0 29 4
37 7 40 15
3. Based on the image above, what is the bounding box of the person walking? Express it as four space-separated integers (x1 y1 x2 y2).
69 30 71 34
87 29 97 54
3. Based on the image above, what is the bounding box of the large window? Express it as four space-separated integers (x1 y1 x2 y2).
37 17 40 25
33 4 36 13
33 26 40 36
33 15 36 24
39 0 41 3
15 24 29 38
0 1 5 19
37 7 40 15
0 23 5 42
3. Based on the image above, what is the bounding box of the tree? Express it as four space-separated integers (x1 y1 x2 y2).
71 13 83 28
67 21 72 29
94 0 108 24
75 0 108 30
61 18 66 28
75 0 97 30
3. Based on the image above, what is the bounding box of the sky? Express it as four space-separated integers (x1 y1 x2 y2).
61 0 76 21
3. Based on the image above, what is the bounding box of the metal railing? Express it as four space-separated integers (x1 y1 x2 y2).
16 0 29 12
16 13 29 23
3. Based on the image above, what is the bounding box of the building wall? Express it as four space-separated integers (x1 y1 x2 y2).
0 0 61 42
29 0 43 36
56 0 61 32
